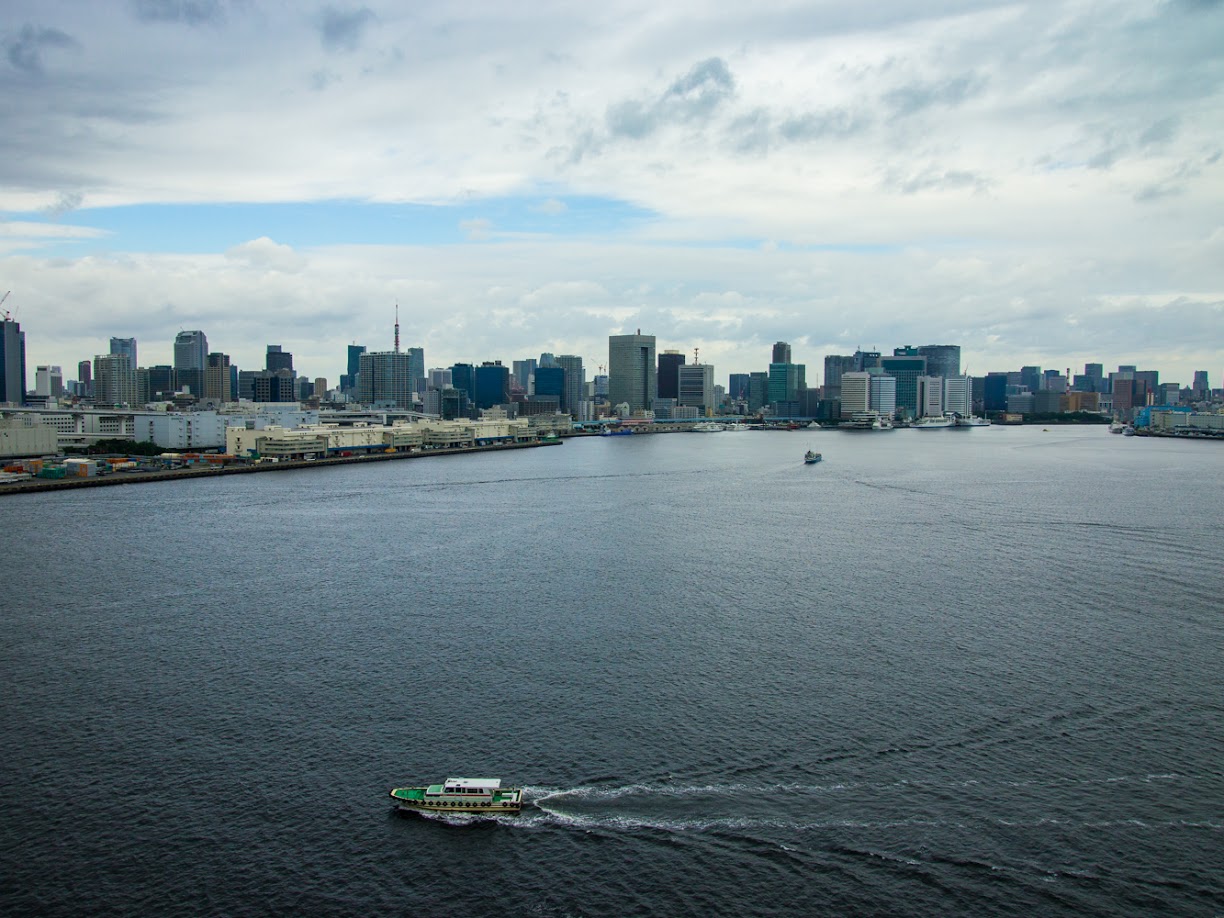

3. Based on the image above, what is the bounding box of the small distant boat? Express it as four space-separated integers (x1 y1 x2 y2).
390 777 523 815
843 411 891 430
600 427 634 436
953 415 990 428
1122 425 1135 437
1109 421 1125 434
692 422 724 432
804 450 822 464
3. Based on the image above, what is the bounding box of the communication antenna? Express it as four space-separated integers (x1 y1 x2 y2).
693 347 700 363
394 304 400 353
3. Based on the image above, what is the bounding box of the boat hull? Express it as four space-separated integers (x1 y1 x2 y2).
389 787 523 815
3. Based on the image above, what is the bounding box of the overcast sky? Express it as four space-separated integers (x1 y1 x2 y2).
2 0 1221 387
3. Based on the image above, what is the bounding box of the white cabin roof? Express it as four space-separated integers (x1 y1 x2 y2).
444 777 501 789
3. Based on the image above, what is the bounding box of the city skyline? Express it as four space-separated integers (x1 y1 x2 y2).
1 1 1221 384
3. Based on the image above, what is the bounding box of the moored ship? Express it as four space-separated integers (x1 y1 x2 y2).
389 777 524 814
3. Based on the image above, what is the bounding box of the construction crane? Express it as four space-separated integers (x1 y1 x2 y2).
0 291 10 322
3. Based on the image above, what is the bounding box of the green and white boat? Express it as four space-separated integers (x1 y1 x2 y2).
389 777 524 814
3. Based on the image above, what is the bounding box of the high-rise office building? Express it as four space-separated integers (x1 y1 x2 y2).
93 353 136 407
1020 366 1042 393
142 365 176 402
475 361 510 410
943 375 972 417
658 350 685 401
406 347 425 396
823 355 856 399
266 345 294 373
428 368 453 390
77 359 92 397
533 365 564 406
840 372 871 416
880 353 928 417
1 316 27 406
205 353 232 401
853 350 881 371
109 337 137 368
357 351 413 408
917 375 944 417
35 365 64 398
512 359 537 394
747 372 768 413
915 345 959 380
678 364 714 412
768 362 805 406
556 355 585 418
984 373 1009 413
772 341 791 365
608 332 656 412
174 330 208 397
341 344 366 393
450 363 476 404
868 371 897 417
728 373 751 402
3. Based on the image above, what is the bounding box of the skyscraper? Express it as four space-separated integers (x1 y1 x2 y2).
475 361 510 409
357 351 413 408
556 355 585 418
342 344 366 393
174 330 208 396
880 353 927 417
205 353 232 401
823 355 856 399
407 347 425 396
77 359 92 397
916 345 960 380
1 316 27 405
1192 370 1210 395
772 341 791 364
678 364 715 413
110 337 137 368
608 332 656 412
266 345 294 373
657 350 685 400
35 365 64 398
93 353 136 407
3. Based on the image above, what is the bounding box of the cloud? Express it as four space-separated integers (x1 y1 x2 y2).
607 57 736 140
459 218 492 241
131 0 225 26
224 237 305 272
6 24 77 73
319 6 376 53
40 191 85 216
883 72 987 119
533 198 568 215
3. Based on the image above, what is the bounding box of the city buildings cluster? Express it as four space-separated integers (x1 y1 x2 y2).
1 312 1220 448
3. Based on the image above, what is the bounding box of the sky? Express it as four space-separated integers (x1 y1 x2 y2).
1 0 1222 388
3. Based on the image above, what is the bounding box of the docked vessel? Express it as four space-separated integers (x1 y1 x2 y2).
953 415 990 428
389 777 523 814
804 450 822 464
912 415 955 429
600 427 634 436
843 411 893 430
692 422 724 432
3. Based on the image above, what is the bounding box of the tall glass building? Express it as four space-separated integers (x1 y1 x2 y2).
608 333 656 412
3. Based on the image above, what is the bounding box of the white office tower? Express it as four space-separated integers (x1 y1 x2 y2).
840 372 871 417
917 376 944 417
943 375 972 417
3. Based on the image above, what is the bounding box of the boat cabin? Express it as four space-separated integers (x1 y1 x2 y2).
426 778 502 798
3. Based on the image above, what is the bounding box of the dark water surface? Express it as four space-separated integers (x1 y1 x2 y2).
2 427 1222 916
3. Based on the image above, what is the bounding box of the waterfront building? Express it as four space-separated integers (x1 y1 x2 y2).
678 364 715 413
943 375 972 417
840 372 871 417
1 316 27 406
984 373 1009 413
917 345 960 380
868 371 897 417
109 337 137 368
917 376 943 417
608 332 657 413
658 350 685 401
35 365 64 399
357 351 413 408
93 353 136 407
